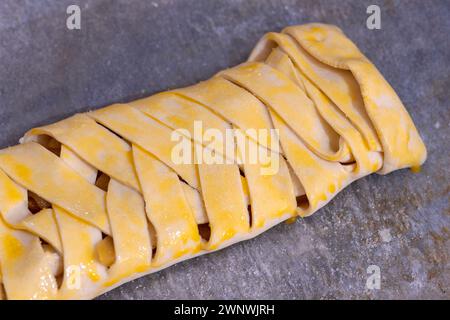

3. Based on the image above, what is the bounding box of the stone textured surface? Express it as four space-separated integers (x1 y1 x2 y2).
0 0 448 299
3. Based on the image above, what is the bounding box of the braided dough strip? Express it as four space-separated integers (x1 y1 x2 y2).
0 23 426 299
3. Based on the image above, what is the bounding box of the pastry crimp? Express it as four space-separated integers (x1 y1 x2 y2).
0 24 426 300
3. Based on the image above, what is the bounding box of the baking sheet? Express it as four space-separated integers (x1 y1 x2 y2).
0 0 448 299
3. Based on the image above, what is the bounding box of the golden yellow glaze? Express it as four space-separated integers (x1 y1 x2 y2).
21 208 62 253
285 217 297 224
96 236 116 267
90 104 199 188
284 24 426 173
26 114 140 190
175 77 276 152
197 155 249 249
0 169 29 226
411 166 422 173
251 31 382 153
0 23 426 299
105 179 152 281
54 206 106 299
0 142 111 234
237 136 297 229
133 145 201 265
0 217 57 299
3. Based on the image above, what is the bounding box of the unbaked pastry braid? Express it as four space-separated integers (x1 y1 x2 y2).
0 23 426 300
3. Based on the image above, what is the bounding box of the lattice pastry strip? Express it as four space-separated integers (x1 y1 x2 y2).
0 216 58 299
251 31 382 152
264 47 380 174
104 178 152 286
0 142 110 234
174 77 277 152
220 62 346 162
90 104 199 188
0 23 426 299
130 93 235 162
132 145 201 266
284 25 426 172
235 134 297 230
54 206 107 299
25 114 139 190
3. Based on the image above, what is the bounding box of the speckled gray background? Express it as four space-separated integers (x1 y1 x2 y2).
0 0 448 299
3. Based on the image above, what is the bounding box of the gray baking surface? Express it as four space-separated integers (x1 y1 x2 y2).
0 0 448 299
